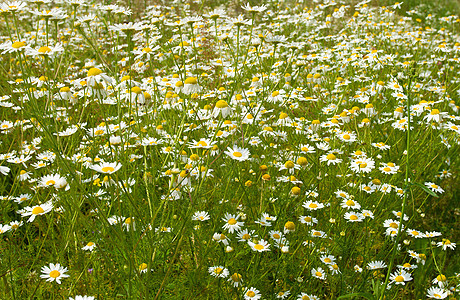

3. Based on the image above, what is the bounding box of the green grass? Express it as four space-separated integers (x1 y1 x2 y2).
0 0 459 299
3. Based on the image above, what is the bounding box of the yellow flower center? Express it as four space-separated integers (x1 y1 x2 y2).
87 67 102 77
233 152 242 157
228 218 237 225
346 200 355 206
139 263 148 270
12 41 26 49
87 242 94 247
101 166 115 173
349 215 358 220
359 163 367 168
254 244 264 250
304 216 312 222
430 109 440 115
273 233 281 239
394 275 404 282
272 91 280 97
46 180 55 186
309 203 318 209
343 134 350 140
284 161 295 169
324 258 332 263
231 273 242 282
49 270 61 278
326 154 336 160
315 271 322 277
246 291 256 297
214 267 223 274
184 77 197 85
285 221 295 231
437 274 446 281
131 86 142 94
216 100 228 108
38 46 51 53
242 234 250 240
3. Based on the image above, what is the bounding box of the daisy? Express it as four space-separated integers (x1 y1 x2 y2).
244 287 261 300
192 211 210 222
383 219 402 230
227 272 243 287
424 231 442 238
40 174 68 189
372 142 391 150
299 144 316 153
182 77 201 95
329 263 341 275
297 293 319 300
224 146 250 162
20 201 53 222
424 109 447 123
0 224 11 234
311 229 327 238
0 165 10 175
208 266 229 278
222 213 244 233
344 211 364 222
432 274 448 288
424 182 444 194
337 131 357 143
426 286 448 299
349 157 375 173
406 229 423 238
437 239 456 250
9 220 23 230
398 262 418 270
311 267 326 280
320 255 336 265
248 239 270 252
40 263 70 284
389 269 412 285
303 200 324 211
237 229 257 242
362 210 374 219
261 212 277 222
69 296 96 300
367 261 387 270
379 162 399 174
269 230 284 241
335 190 351 199
82 242 96 251
212 232 229 245
212 100 232 118
90 162 122 174
299 215 318 225
276 290 290 299
86 67 113 88
340 199 361 210
319 153 342 165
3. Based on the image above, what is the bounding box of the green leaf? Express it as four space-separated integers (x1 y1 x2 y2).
337 292 376 300
412 182 439 198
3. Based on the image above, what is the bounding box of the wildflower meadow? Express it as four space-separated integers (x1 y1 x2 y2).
0 0 459 299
